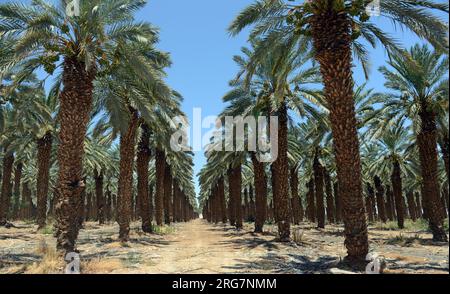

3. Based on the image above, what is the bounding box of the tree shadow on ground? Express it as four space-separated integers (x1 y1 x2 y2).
222 253 339 274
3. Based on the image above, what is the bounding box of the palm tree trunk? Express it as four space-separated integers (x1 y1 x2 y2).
232 164 243 230
334 182 342 223
391 161 405 229
164 164 172 225
155 148 165 226
439 137 449 183
311 7 368 262
374 176 387 223
271 103 291 241
218 177 227 224
417 108 447 241
117 108 139 242
137 124 152 233
324 170 335 224
290 167 301 225
36 133 52 229
94 169 105 225
406 191 417 221
313 152 325 228
0 151 14 225
385 186 394 221
306 179 316 223
415 192 422 218
12 162 23 220
54 57 95 252
366 184 376 222
227 167 236 226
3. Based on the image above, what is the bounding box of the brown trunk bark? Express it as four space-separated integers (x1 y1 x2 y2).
163 164 172 225
413 192 421 219
155 149 165 226
406 191 417 221
54 57 95 252
385 185 394 221
0 151 14 225
439 137 449 183
94 169 105 225
227 168 236 226
117 107 139 242
334 182 342 223
12 162 23 220
271 103 291 241
306 179 316 223
218 177 227 224
417 108 447 241
290 167 301 225
374 176 387 223
313 152 325 228
36 133 52 229
137 124 152 233
366 184 376 222
311 5 368 262
391 161 405 229
324 169 335 224
232 164 243 230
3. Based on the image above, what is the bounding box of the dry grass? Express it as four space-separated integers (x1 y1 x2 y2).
82 258 123 274
25 239 64 274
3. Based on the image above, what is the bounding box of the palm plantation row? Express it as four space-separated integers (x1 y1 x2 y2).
0 0 196 253
199 0 449 267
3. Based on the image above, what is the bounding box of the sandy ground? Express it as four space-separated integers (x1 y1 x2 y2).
0 219 448 274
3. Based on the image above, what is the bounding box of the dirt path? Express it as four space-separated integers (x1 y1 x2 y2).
0 219 448 274
134 219 245 274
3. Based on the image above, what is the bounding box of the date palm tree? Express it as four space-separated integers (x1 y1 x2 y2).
375 44 448 241
0 0 158 252
229 0 448 264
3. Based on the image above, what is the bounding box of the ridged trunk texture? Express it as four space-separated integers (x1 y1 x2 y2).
36 133 52 229
324 170 335 224
290 167 302 225
218 177 227 223
415 192 422 218
0 151 14 225
311 7 368 261
406 191 417 221
243 188 249 221
21 182 32 219
334 182 342 223
385 186 394 221
248 185 256 222
117 108 139 242
94 169 104 225
163 164 172 225
439 137 449 183
227 168 236 226
306 179 316 223
155 149 165 226
313 153 325 228
54 57 94 252
105 189 112 222
417 108 447 241
391 161 405 229
231 165 243 229
12 162 23 219
366 184 376 222
271 103 291 241
137 124 152 233
374 176 387 223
